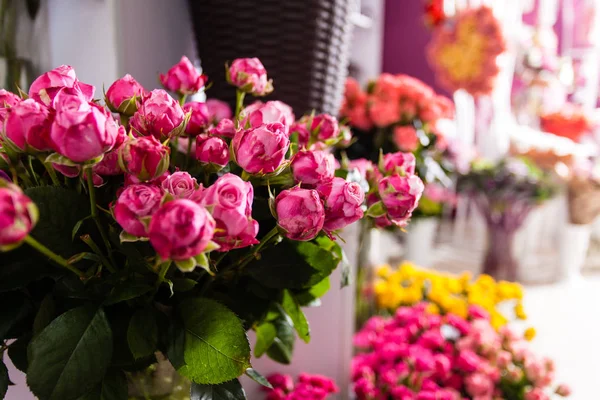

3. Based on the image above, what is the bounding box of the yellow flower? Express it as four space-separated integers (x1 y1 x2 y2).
497 281 524 301
490 310 508 330
426 303 440 315
514 302 527 320
524 327 536 341
446 299 468 319
376 264 392 278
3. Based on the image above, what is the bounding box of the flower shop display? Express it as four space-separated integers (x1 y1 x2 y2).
352 303 571 400
0 53 422 399
263 373 338 400
457 158 557 281
373 263 526 330
427 6 506 97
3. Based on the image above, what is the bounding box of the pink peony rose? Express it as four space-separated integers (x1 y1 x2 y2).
382 152 416 176
317 177 365 232
0 182 38 250
209 118 236 138
244 101 294 131
195 134 229 167
0 89 21 126
130 89 185 140
393 126 420 152
113 184 163 237
161 171 198 199
4 99 52 152
275 187 325 241
160 56 207 95
290 120 311 147
119 136 170 181
228 57 272 96
456 349 482 373
148 199 215 260
205 99 232 123
199 173 258 251
311 114 339 141
232 122 289 174
29 65 94 106
183 101 210 136
465 373 494 397
267 373 294 393
105 74 145 115
378 174 424 226
291 150 335 187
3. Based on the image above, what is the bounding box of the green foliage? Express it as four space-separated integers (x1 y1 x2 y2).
190 379 246 400
127 308 158 360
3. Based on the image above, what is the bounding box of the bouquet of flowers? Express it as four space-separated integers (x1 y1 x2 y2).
263 373 338 400
352 303 571 400
374 263 526 330
0 54 425 399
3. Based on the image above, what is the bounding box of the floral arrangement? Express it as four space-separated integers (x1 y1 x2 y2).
352 303 571 400
374 263 526 330
0 53 423 399
427 6 506 96
263 373 338 400
540 105 592 143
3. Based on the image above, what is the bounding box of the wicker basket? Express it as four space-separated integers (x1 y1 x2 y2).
187 0 354 116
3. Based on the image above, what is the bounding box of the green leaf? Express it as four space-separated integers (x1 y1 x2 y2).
127 308 158 360
172 278 197 292
190 379 246 400
104 284 152 305
266 318 294 365
0 360 9 399
245 368 272 389
166 317 186 370
75 370 128 400
178 298 251 385
280 290 310 343
72 216 91 241
175 258 197 272
254 322 276 358
33 294 55 335
295 277 331 306
27 305 113 400
7 335 30 373
0 291 32 340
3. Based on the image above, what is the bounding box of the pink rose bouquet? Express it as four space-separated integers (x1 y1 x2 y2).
264 373 338 400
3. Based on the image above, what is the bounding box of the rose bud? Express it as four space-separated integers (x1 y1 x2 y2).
4 99 52 152
130 89 185 140
206 99 232 123
199 173 259 251
105 74 145 115
275 187 325 241
119 136 170 181
0 182 38 251
290 120 311 147
161 171 199 199
50 101 119 163
29 65 94 106
232 122 289 174
195 134 229 167
148 199 216 261
0 89 21 126
378 174 424 227
160 56 207 95
113 184 163 238
209 118 236 138
291 150 335 187
245 101 294 133
182 101 210 136
311 114 339 141
227 57 273 96
317 177 365 232
382 152 416 175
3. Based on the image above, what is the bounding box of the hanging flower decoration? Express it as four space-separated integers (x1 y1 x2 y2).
427 6 506 96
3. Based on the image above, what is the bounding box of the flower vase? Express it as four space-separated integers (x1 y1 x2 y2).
483 225 519 281
403 217 439 268
558 223 591 283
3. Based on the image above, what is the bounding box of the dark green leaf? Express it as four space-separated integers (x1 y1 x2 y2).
71 216 90 241
254 322 276 358
0 360 8 399
7 335 30 373
295 277 330 306
172 278 198 292
244 368 272 389
27 306 113 400
280 291 310 343
178 298 250 385
266 318 294 365
100 371 128 400
0 248 58 292
127 308 158 360
190 379 246 400
166 317 186 370
0 291 32 340
33 294 55 335
104 284 152 305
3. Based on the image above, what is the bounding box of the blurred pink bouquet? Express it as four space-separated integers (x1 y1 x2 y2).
264 373 338 400
353 304 570 400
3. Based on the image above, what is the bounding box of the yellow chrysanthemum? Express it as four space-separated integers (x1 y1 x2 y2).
426 303 440 315
514 302 527 320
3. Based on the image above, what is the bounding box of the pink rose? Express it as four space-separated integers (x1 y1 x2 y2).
50 100 119 162
382 152 417 175
290 120 311 147
369 99 400 127
348 159 375 181
29 65 94 106
206 99 232 123
378 174 424 226
275 187 325 241
195 134 229 167
183 101 210 136
465 373 494 397
119 136 170 181
311 114 339 141
555 384 571 397
105 74 145 115
297 373 338 394
160 56 207 95
161 171 198 199
228 57 272 96
0 89 21 126
199 174 258 251
209 118 236 138
393 126 420 152
266 374 294 393
232 122 290 174
114 184 163 237
4 99 52 152
456 350 482 373
317 177 365 232
524 388 550 400
148 199 215 261
291 150 335 187
244 101 295 131
124 171 170 187
0 182 38 250
93 125 127 176
130 89 185 140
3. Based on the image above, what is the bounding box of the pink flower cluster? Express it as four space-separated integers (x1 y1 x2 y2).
340 75 454 132
352 304 571 400
264 373 338 400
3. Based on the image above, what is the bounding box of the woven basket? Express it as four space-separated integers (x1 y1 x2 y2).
187 0 354 116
